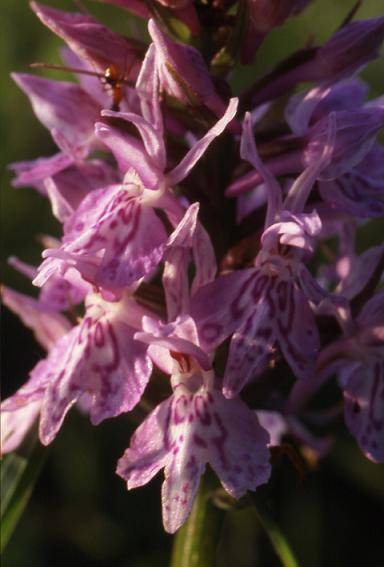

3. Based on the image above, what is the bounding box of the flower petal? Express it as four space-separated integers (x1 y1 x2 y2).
1 401 41 455
224 300 274 397
9 153 73 191
167 98 239 186
1 286 71 351
163 247 190 321
136 43 164 149
12 73 100 159
209 391 271 498
148 19 223 115
116 397 171 488
191 269 256 352
136 317 210 372
241 112 282 227
36 185 168 292
162 452 204 534
272 281 320 379
31 1 143 78
344 360 384 463
101 109 166 173
285 79 368 135
39 305 152 444
95 122 161 188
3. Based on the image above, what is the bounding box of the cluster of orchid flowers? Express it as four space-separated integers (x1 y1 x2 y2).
2 0 384 534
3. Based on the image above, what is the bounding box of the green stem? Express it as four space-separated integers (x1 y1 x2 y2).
250 494 301 567
170 471 224 567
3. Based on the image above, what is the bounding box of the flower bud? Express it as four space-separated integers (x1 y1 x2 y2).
315 17 384 79
148 19 226 117
31 1 144 78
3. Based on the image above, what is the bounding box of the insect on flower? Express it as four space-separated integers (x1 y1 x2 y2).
30 61 132 111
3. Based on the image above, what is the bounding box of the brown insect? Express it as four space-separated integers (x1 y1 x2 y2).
30 61 132 111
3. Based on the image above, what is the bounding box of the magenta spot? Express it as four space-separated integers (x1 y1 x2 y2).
252 274 268 301
194 395 212 426
94 322 105 347
193 433 207 448
173 395 189 424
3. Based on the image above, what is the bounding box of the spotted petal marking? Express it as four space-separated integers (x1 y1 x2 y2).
36 185 167 292
191 269 256 352
319 170 384 218
39 310 152 445
223 280 274 397
117 380 271 533
116 398 171 489
271 279 320 379
163 247 190 321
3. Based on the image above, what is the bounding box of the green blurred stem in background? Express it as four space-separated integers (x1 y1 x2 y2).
249 493 301 567
1 437 47 553
170 470 301 567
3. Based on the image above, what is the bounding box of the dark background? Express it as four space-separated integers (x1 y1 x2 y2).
2 1 384 565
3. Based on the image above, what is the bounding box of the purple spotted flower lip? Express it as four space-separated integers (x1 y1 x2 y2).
1 290 153 445
117 371 271 533
3 0 384 535
118 315 271 533
192 210 323 397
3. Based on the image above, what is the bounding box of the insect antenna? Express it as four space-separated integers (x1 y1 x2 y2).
30 62 104 79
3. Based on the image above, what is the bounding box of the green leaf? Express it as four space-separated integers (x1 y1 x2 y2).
1 442 46 553
170 471 225 567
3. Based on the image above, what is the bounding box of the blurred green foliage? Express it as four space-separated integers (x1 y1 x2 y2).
1 1 384 566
